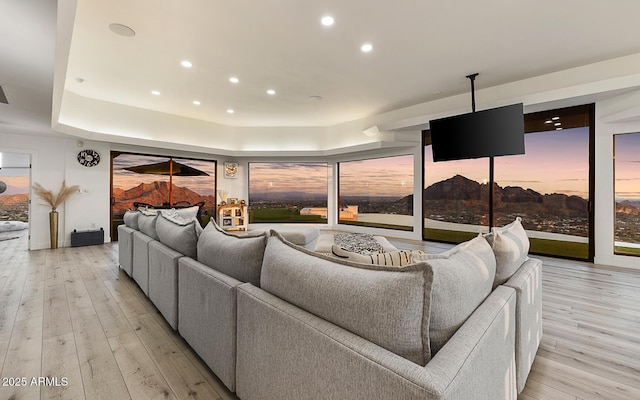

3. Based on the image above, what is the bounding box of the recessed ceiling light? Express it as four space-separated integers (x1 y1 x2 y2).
109 23 136 37
267 89 276 95
556 127 563 131
227 109 235 114
151 90 160 96
552 116 560 121
544 120 552 124
229 77 239 84
181 60 193 68
193 100 201 105
554 122 561 126
361 43 373 52
321 16 335 26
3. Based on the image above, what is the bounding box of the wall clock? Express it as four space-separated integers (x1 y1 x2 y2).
77 149 101 167
224 161 238 178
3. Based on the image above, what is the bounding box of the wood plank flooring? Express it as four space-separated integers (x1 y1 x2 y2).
1 229 639 399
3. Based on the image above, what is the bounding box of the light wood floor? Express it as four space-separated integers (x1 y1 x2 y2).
1 230 639 399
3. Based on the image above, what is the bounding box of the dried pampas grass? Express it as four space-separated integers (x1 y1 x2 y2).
32 180 79 211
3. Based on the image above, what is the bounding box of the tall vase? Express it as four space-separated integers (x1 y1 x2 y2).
49 210 58 249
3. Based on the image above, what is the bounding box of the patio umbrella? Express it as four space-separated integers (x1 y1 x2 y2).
124 158 209 204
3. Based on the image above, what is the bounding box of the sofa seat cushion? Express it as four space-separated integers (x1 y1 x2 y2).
197 221 267 287
413 234 496 355
123 210 140 230
260 231 434 366
156 212 202 259
485 217 530 287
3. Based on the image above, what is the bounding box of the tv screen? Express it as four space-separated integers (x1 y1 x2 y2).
429 103 525 162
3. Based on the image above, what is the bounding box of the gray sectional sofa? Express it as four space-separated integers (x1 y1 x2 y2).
117 211 542 399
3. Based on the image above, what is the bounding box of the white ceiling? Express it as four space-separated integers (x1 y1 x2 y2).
3 0 640 152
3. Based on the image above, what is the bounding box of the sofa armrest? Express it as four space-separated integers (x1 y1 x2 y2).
236 284 517 400
178 257 243 391
503 257 543 393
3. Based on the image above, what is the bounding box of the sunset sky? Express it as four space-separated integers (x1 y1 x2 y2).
615 132 640 200
425 127 592 199
249 162 328 194
339 155 414 197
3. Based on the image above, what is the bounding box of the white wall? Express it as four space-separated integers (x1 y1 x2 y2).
0 131 111 250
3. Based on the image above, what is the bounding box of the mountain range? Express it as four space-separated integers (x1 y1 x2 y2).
112 181 215 214
423 174 592 216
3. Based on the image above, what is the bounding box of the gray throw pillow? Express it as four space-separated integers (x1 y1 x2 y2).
413 234 496 355
137 210 159 240
123 210 140 230
261 231 434 366
485 217 530 287
175 205 200 219
156 213 201 259
196 221 267 287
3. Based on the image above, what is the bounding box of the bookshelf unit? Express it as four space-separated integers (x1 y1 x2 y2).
217 203 248 231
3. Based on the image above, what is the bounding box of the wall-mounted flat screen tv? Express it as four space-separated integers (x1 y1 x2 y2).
429 103 525 162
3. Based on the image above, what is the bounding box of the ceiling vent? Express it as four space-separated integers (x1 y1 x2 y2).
0 85 7 104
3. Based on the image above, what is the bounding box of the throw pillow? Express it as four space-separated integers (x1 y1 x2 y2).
261 231 434 366
137 210 159 240
485 217 530 287
175 205 200 220
155 213 201 259
413 234 496 355
123 210 140 230
331 245 422 267
196 220 267 287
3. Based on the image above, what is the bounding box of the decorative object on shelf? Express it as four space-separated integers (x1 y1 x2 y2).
229 198 238 204
0 180 6 194
217 189 229 204
217 202 248 231
77 149 101 167
32 180 79 249
224 161 239 179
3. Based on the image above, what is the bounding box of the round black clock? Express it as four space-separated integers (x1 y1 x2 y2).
77 149 101 167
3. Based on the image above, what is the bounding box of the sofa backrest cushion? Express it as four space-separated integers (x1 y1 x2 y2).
196 221 267 287
485 217 530 287
123 210 140 230
137 209 159 240
156 213 202 259
261 231 434 366
413 234 496 355
175 205 200 219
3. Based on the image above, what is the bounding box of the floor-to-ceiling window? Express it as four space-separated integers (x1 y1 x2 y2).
338 155 414 231
111 152 216 238
423 104 594 260
614 132 640 257
248 162 328 223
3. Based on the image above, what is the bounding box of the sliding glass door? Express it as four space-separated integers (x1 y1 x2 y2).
423 104 594 260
